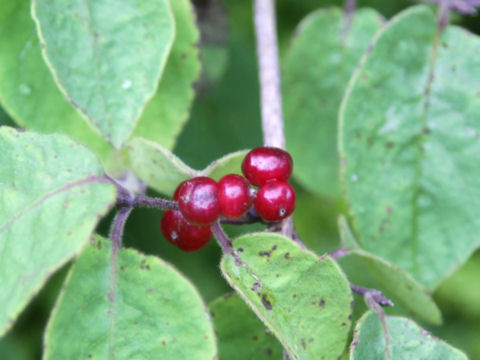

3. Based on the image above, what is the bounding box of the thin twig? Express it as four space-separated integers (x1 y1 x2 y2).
110 207 133 250
350 284 394 307
212 221 262 285
365 293 391 360
253 0 285 149
342 0 356 34
330 246 350 259
108 207 133 304
112 178 179 210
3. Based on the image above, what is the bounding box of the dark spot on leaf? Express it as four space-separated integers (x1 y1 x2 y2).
292 294 297 299
284 252 291 259
162 341 166 346
259 245 278 258
67 231 72 237
301 339 307 349
120 266 124 271
261 294 273 310
386 206 393 215
223 293 234 299
341 322 346 326
8 318 13 325
385 141 394 149
266 348 272 356
252 335 258 341
252 282 261 292
320 299 325 307
348 314 352 320
88 355 92 359
423 127 431 135
237 248 244 253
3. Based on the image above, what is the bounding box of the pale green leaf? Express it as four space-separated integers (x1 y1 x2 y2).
338 216 441 324
201 150 248 181
0 0 117 169
44 236 216 359
351 311 468 360
221 232 352 360
132 0 201 149
31 0 175 148
128 137 248 195
283 8 383 196
209 293 282 360
127 137 196 196
339 5 480 289
0 127 116 336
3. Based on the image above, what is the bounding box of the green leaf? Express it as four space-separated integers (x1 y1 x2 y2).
338 216 441 324
283 7 383 196
209 293 282 360
128 137 247 195
0 128 116 336
201 150 248 181
31 0 175 149
127 137 195 196
339 5 480 289
132 0 201 149
0 0 117 169
221 232 352 360
44 236 217 359
351 311 468 360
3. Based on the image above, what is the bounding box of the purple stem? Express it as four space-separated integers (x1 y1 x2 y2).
351 284 394 307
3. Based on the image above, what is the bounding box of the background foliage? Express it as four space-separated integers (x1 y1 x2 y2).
1 0 480 358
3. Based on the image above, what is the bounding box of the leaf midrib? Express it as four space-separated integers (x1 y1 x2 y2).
410 24 442 279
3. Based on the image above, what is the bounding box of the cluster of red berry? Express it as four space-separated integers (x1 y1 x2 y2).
161 147 296 251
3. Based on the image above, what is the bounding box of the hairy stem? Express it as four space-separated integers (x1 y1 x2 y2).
253 0 285 149
212 221 262 285
110 207 133 250
330 246 350 259
113 179 178 211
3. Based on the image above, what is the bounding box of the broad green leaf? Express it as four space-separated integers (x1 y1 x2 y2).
201 150 248 181
339 5 480 289
221 233 352 360
44 236 217 359
31 0 175 149
0 0 117 169
283 8 383 197
351 311 468 360
209 293 282 360
132 0 201 149
0 128 116 336
127 137 195 196
338 216 441 324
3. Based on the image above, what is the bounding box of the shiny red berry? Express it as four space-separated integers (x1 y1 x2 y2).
161 210 212 252
173 180 188 201
218 174 252 219
176 176 220 225
253 180 296 222
242 146 293 186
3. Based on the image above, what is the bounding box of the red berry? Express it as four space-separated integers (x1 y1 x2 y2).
173 180 188 201
218 174 252 219
254 180 296 222
161 210 212 252
242 146 293 186
177 176 220 225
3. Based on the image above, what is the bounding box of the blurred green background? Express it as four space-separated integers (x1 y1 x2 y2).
1 0 480 358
